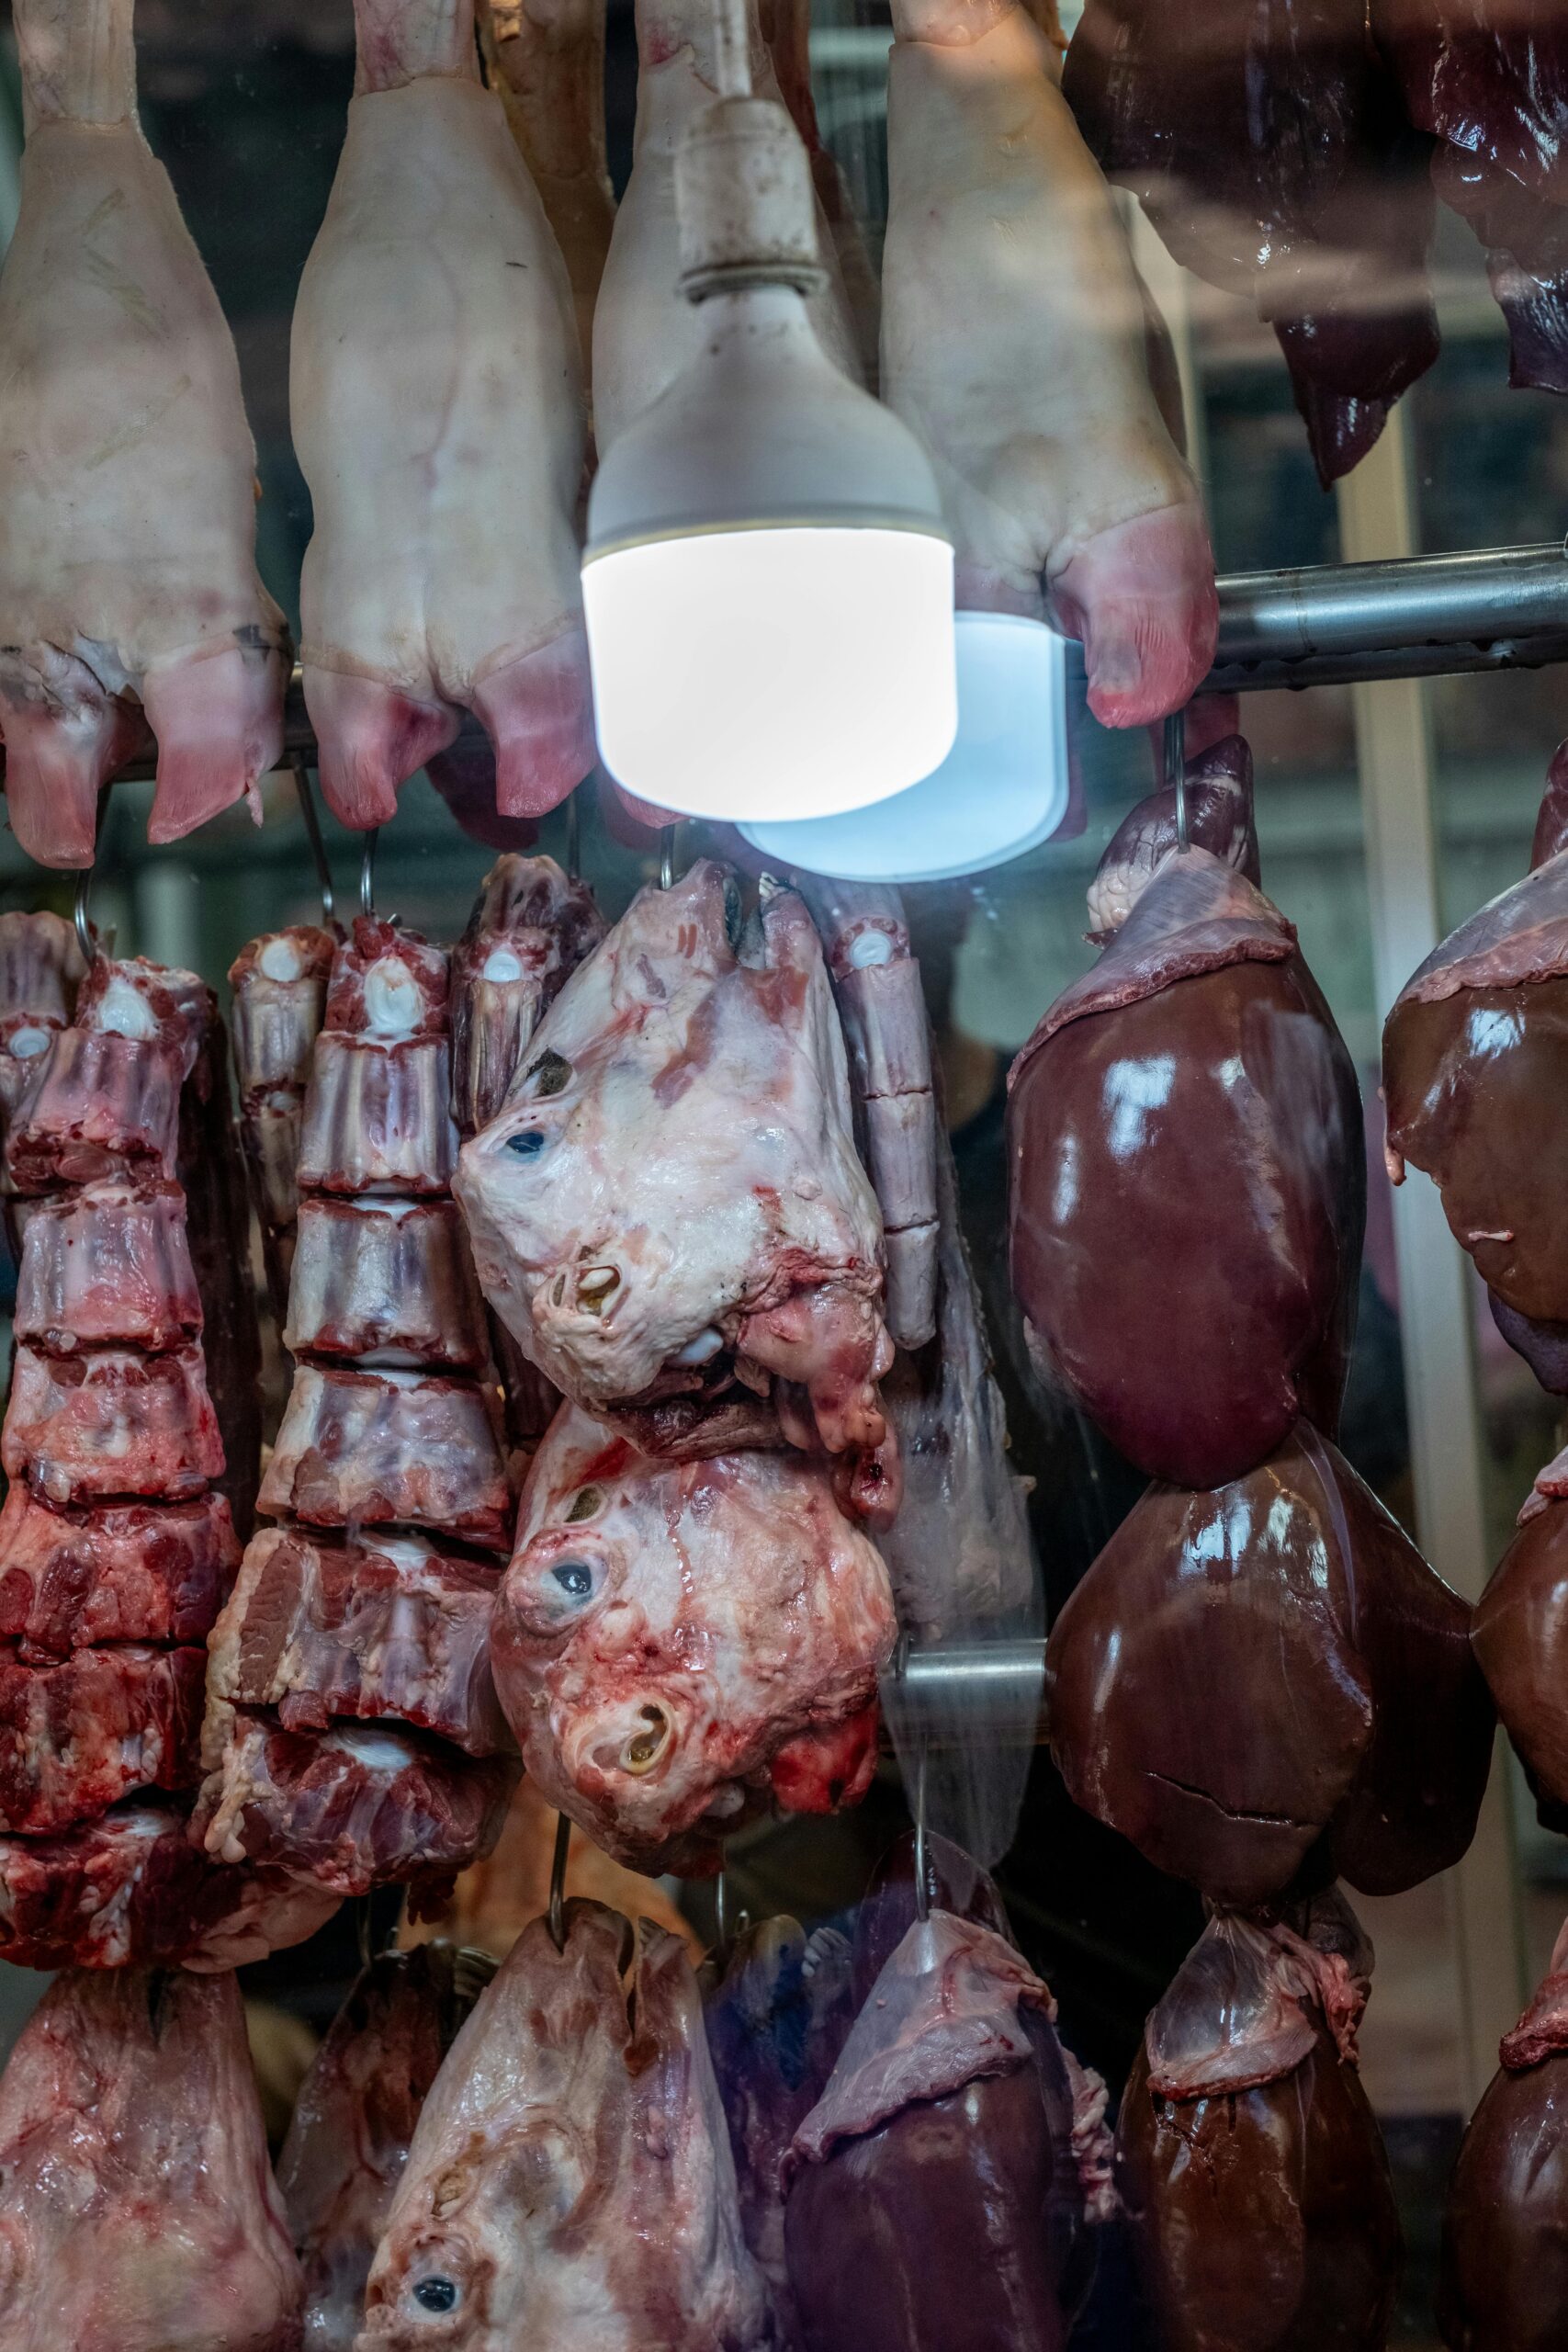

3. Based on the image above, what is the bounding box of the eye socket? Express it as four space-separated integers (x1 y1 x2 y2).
525 1048 572 1098
620 1703 672 1776
507 1128 547 1159
550 1560 594 1600
565 1486 604 1524
412 2278 459 2314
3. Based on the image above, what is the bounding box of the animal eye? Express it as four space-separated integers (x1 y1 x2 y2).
524 1048 571 1097
550 1561 593 1600
507 1128 547 1159
412 2277 459 2313
565 1486 604 1523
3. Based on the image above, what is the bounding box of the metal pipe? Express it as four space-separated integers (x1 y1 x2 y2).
1206 537 1568 693
886 1638 1049 1747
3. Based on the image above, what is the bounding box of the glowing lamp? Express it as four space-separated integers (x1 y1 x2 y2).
740 611 1069 881
582 90 956 822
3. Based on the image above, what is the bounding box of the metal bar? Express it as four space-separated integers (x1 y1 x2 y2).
12 537 1568 806
885 1640 1049 1747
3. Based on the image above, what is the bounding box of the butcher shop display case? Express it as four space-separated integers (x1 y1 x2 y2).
2 0 1568 2346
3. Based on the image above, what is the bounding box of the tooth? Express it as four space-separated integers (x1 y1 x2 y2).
577 1266 618 1297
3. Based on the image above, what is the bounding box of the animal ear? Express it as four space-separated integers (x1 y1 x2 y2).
494 2122 587 2226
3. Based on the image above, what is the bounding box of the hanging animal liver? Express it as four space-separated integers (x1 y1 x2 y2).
1117 1893 1403 2351
1385 741 1568 1393
1440 1916 1568 2352
1008 741 1365 1490
1045 1423 1493 1906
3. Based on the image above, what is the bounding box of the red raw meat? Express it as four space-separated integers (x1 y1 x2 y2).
0 1487 239 1658
256 1364 512 1550
230 924 336 1318
283 1196 488 1370
14 1176 202 1353
1045 1423 1492 1905
0 1642 205 1832
278 1946 493 2352
76 954 214 1080
1117 1893 1402 2347
0 1966 302 2350
4 1341 224 1505
6 1026 181 1193
323 917 450 1039
1009 750 1364 1488
1066 0 1439 485
493 1399 896 1875
0 1798 338 1971
1440 1915 1568 2349
209 1527 509 1757
1374 0 1568 393
450 853 605 1135
298 1035 457 1197
197 1711 518 1908
0 909 84 1030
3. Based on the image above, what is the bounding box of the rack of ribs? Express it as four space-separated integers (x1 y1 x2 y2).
198 916 522 1916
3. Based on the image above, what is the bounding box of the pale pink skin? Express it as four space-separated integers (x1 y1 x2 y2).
456 863 896 1469
0 0 286 869
491 1401 897 1876
362 1905 767 2352
294 0 592 834
0 1968 301 2351
881 0 1217 729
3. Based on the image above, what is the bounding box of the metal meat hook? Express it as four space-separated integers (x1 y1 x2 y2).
1165 707 1190 852
547 1809 571 1951
360 826 379 920
290 753 337 926
912 1743 931 1924
72 785 112 965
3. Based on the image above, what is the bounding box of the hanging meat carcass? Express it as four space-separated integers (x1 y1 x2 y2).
1117 1892 1403 2350
1066 0 1440 488
1472 1450 1568 1826
448 854 604 1457
199 917 520 1913
883 0 1217 724
795 878 939 1354
278 1943 496 2352
1374 0 1568 395
477 0 617 396
761 0 881 382
1440 1916 1568 2351
230 925 337 1322
592 0 862 461
491 1398 897 1874
450 853 606 1136
292 0 593 834
358 1903 768 2349
1384 741 1568 1394
0 956 305 1962
0 0 287 869
457 863 899 1498
0 914 85 1193
0 1965 302 2352
1009 738 1366 1489
783 1907 1114 2352
1046 1422 1493 1906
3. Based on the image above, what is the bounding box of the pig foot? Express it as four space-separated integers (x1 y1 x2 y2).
472 627 597 820
144 641 285 844
0 650 141 868
303 666 460 830
1048 503 1219 729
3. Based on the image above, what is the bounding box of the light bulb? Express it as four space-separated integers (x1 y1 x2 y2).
582 96 956 822
739 612 1069 881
